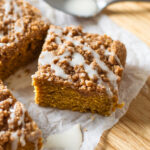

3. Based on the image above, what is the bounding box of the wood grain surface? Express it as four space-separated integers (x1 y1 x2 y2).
97 2 150 150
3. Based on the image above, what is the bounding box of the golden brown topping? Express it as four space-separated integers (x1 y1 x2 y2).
34 25 126 97
0 0 48 46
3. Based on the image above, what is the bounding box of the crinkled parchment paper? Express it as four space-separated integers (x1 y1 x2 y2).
4 0 150 150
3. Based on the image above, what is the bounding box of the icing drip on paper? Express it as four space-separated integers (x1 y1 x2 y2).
45 124 82 150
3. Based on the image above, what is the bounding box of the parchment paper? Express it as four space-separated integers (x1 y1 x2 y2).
4 0 150 150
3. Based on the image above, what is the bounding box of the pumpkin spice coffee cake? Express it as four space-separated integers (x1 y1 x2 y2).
0 0 49 80
0 80 42 150
32 25 127 116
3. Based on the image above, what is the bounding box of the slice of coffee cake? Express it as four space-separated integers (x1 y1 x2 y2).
32 25 126 116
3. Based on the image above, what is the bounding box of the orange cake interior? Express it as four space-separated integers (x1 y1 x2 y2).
32 25 126 116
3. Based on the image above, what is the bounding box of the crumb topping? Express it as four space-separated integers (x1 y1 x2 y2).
35 25 126 96
0 81 41 150
0 0 48 47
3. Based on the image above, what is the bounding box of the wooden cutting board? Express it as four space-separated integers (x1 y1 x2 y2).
96 2 150 150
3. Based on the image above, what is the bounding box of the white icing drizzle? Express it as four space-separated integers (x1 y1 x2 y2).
8 102 18 129
20 128 26 147
39 27 121 95
55 37 62 44
13 0 23 18
0 97 13 105
11 131 19 150
2 0 13 23
40 51 69 79
3 0 12 16
39 50 113 95
0 93 29 150
64 36 81 46
34 140 38 150
83 45 118 91
71 53 108 92
3 0 23 21
49 28 62 36
0 0 12 39
104 49 123 67
0 131 5 135
45 28 62 42
0 43 11 48
7 101 26 149
17 103 26 126
70 52 98 79
9 98 13 103
64 34 118 91
17 104 26 147
0 43 5 47
0 0 25 46
14 20 24 34
70 52 84 66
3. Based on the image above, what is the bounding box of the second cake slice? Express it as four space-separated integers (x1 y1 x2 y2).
0 80 42 150
32 25 126 116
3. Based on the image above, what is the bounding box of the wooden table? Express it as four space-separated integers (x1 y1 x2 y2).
97 2 150 150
